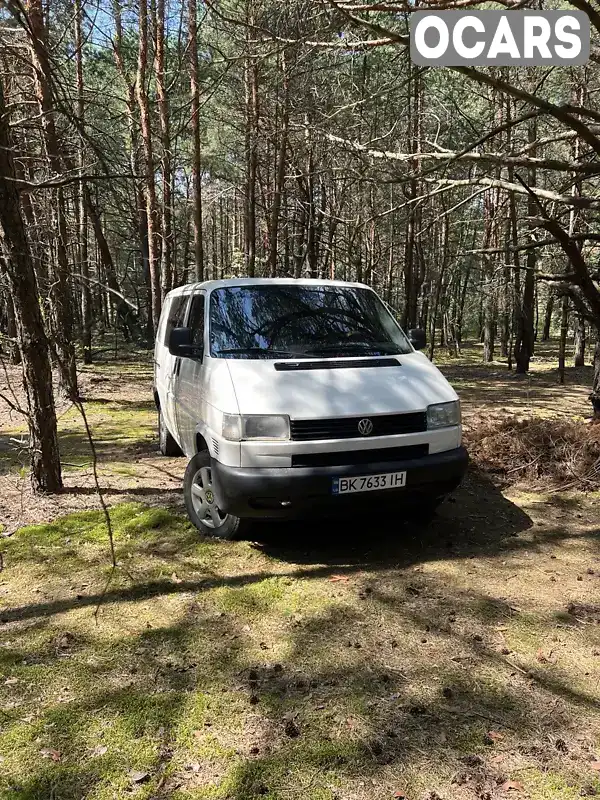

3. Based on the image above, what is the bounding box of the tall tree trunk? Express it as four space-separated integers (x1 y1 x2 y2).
574 315 586 367
482 193 498 363
0 79 62 492
154 0 173 297
211 211 218 279
268 53 289 277
403 58 422 330
305 143 318 278
4 293 21 364
136 0 161 334
429 212 450 361
558 296 569 385
244 3 259 278
504 186 519 364
514 116 537 373
592 336 600 419
456 261 472 344
542 292 554 341
188 0 204 281
74 0 92 364
483 302 496 362
113 0 149 331
500 263 511 359
82 184 142 341
181 205 191 285
26 0 78 397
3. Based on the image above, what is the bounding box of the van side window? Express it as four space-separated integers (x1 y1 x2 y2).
163 295 188 346
187 294 205 347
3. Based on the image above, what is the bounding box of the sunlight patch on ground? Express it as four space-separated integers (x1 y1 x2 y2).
1 496 599 800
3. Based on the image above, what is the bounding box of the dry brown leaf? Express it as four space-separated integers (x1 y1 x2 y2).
501 780 525 792
590 761 600 771
488 730 504 741
91 745 108 757
535 648 549 663
329 575 350 583
40 748 61 762
394 792 409 799
171 572 182 584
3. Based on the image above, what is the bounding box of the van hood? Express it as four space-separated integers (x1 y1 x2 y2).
225 352 458 418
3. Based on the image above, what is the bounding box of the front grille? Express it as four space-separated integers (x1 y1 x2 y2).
291 444 428 468
290 411 427 441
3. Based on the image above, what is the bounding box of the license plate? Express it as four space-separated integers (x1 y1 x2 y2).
332 471 407 495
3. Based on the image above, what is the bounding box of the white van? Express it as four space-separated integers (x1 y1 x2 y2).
153 278 468 538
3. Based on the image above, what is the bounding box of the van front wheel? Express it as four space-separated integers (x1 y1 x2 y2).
184 451 248 540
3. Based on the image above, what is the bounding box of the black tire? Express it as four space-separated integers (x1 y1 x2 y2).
158 410 183 457
183 450 250 540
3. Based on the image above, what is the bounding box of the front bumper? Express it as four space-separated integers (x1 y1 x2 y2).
211 446 469 519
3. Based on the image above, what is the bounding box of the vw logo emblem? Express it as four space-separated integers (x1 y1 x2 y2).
358 418 373 436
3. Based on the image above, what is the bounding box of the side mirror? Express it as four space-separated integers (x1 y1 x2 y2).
408 328 426 351
168 327 203 359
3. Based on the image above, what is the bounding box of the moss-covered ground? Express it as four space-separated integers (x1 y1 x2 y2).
0 344 599 799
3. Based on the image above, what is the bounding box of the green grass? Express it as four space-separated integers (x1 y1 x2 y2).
1 504 194 572
0 398 156 475
1 499 600 800
2 351 600 799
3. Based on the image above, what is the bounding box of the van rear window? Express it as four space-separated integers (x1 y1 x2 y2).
209 285 412 359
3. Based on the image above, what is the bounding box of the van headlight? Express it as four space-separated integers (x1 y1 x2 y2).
427 401 461 429
222 414 290 441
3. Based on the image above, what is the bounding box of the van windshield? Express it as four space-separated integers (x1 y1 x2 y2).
209 285 412 359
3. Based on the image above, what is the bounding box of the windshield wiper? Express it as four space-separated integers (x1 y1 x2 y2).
303 342 401 356
216 347 296 358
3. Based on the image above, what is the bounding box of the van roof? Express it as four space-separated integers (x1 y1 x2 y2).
165 277 372 298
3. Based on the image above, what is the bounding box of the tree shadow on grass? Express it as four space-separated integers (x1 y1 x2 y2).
0 431 28 475
0 429 157 477
1 468 531 627
83 398 157 411
440 361 592 418
3 465 600 797
4 580 600 800
252 468 534 569
58 486 182 497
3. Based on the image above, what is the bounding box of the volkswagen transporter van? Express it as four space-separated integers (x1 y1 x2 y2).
153 278 468 538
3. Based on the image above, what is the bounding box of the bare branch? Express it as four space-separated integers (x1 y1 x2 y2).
7 172 142 190
465 232 600 256
0 391 27 416
323 130 600 175
423 176 600 210
514 173 600 319
324 0 600 156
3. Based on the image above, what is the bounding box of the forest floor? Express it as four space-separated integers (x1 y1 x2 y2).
0 342 599 800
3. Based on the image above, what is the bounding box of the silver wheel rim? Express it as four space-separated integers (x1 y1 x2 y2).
190 466 227 529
